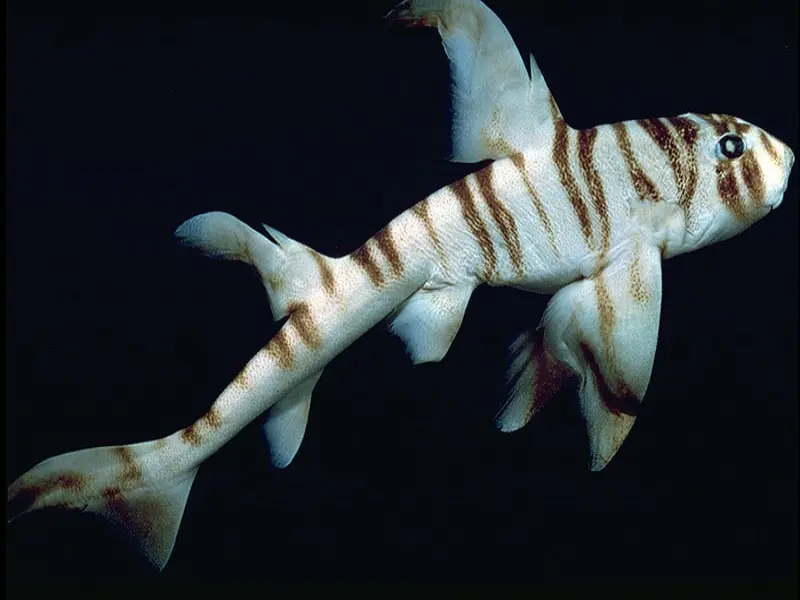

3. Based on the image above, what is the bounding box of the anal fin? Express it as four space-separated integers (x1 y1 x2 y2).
262 370 323 468
388 284 473 365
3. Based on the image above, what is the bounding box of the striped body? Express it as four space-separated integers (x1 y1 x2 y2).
17 109 788 475
337 112 792 296
6 0 794 572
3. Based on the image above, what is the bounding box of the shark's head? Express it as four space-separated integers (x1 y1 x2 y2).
661 113 794 257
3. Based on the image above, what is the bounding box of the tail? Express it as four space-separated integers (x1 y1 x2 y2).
7 206 439 571
7 438 198 570
175 211 332 468
7 213 338 570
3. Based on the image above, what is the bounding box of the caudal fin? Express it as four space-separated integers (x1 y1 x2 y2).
7 440 198 570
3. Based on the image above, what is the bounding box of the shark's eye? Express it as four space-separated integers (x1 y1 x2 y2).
716 133 745 160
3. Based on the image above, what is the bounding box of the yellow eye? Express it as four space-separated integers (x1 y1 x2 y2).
716 134 745 159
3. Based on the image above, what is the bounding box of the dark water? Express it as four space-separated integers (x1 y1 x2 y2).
6 0 798 590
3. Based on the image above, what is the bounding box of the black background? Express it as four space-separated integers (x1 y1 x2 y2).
6 0 798 589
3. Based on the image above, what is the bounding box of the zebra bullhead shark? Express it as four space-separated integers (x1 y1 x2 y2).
7 0 794 571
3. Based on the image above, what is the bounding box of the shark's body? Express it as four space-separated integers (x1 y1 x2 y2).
7 0 794 571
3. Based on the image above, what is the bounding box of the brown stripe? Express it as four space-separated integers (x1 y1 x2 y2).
181 407 222 446
508 153 559 256
450 177 497 281
202 407 223 431
266 328 295 371
612 122 661 202
479 126 516 160
351 242 385 288
666 116 700 212
103 486 125 511
637 117 687 203
740 149 766 206
410 198 447 266
593 274 640 415
373 225 405 278
704 113 752 136
697 113 752 136
8 472 88 517
310 250 336 296
288 302 323 350
595 274 615 351
504 330 568 423
55 473 87 491
553 120 594 248
589 274 641 415
716 162 746 219
473 164 525 278
696 113 729 136
530 335 569 417
179 406 222 446
103 486 122 502
180 424 202 446
577 128 610 252
580 343 640 417
628 234 649 304
232 365 251 389
759 131 782 166
112 446 142 483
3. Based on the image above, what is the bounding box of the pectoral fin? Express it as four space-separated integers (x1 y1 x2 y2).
500 236 663 470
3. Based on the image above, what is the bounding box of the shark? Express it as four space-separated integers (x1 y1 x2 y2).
7 0 794 572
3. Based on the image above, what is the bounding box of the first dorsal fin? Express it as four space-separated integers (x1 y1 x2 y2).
388 0 564 162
